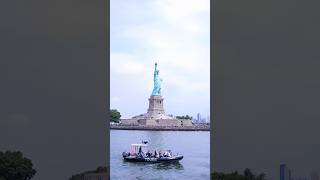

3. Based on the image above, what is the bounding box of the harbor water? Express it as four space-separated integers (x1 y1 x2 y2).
110 130 210 180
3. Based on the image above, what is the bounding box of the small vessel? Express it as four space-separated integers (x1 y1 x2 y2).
122 142 183 163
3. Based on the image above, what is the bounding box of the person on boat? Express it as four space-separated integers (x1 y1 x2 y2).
138 146 144 158
163 151 168 157
138 152 144 158
150 151 153 157
138 146 142 154
154 150 157 158
159 150 162 158
146 150 151 158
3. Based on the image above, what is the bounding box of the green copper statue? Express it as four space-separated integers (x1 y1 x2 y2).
151 62 162 96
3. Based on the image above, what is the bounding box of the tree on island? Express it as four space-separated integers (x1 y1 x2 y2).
211 168 266 180
176 115 192 120
0 151 36 180
110 109 121 123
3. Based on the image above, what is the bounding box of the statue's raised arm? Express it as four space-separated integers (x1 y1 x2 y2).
154 62 158 72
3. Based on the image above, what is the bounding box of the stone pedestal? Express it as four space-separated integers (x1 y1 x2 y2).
147 95 165 115
120 95 194 127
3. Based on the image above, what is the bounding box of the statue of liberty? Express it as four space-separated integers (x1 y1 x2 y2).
151 62 162 96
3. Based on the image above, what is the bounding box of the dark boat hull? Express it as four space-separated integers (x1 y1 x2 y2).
123 155 183 163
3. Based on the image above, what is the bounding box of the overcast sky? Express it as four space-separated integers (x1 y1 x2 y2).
0 1 108 179
213 0 320 179
110 0 210 119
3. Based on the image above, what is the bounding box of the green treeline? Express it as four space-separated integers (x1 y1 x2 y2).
0 151 36 180
176 115 192 120
110 109 121 123
212 168 266 180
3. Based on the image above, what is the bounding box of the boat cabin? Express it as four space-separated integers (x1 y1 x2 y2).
129 143 147 155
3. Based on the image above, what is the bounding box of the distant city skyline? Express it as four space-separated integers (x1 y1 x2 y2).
192 113 210 123
280 163 320 180
110 0 210 118
280 164 292 180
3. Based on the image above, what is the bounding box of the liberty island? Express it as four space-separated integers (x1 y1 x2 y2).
110 62 209 131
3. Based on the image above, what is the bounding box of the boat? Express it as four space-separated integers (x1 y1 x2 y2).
122 142 183 163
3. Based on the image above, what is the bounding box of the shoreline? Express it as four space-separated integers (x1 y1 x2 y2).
110 124 210 131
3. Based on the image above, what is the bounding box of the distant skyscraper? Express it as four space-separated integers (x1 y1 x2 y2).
311 172 319 180
280 164 292 180
192 117 197 123
288 169 292 180
197 113 201 123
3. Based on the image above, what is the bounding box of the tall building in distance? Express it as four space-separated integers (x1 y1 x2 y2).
310 171 320 180
194 113 209 124
280 164 292 180
192 113 210 124
197 113 201 123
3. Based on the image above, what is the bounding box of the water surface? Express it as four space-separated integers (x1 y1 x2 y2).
110 130 210 180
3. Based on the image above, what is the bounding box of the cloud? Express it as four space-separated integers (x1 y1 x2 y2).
111 96 120 103
110 53 145 75
154 0 210 35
